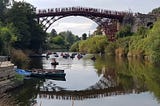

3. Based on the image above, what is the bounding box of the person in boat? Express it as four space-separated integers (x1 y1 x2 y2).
91 56 96 61
51 58 59 69
51 58 57 69
51 58 58 65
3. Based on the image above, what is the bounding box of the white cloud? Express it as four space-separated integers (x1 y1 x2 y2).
49 17 97 36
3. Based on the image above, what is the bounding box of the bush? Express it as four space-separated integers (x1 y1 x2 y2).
105 42 116 55
11 49 30 69
70 41 80 52
78 35 108 53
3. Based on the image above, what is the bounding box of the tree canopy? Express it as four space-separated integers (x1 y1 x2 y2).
7 1 46 52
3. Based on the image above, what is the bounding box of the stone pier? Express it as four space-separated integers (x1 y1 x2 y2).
0 60 22 93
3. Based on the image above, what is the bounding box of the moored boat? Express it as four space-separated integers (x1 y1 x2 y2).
31 68 65 78
31 71 66 78
16 68 66 79
51 62 59 65
16 69 32 76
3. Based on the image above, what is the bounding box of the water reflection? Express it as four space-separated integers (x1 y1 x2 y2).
6 54 160 105
94 55 160 102
0 94 17 106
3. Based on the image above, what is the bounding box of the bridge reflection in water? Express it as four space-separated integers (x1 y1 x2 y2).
37 74 146 100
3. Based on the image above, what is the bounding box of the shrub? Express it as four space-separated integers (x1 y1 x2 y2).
11 49 30 69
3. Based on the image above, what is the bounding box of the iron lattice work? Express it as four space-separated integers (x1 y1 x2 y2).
35 7 131 41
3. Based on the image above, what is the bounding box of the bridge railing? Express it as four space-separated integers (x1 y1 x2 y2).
36 7 132 16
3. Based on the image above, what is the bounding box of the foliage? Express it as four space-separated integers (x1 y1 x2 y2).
0 23 17 55
7 1 46 52
48 30 80 50
82 33 87 40
105 42 117 55
11 49 30 69
50 36 65 45
0 0 10 22
116 25 133 38
71 35 108 53
150 7 160 15
115 18 160 63
93 26 103 35
136 26 148 38
70 41 80 52
14 74 24 81
50 29 57 37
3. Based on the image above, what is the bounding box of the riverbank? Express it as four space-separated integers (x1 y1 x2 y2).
0 61 23 93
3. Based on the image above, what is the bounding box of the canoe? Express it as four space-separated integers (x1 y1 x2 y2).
51 62 59 65
16 68 66 79
31 72 66 78
31 68 66 78
16 69 31 76
31 69 64 73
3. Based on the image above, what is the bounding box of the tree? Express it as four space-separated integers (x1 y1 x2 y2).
150 7 160 15
50 36 65 45
0 23 17 55
93 26 103 35
50 29 57 37
0 0 10 22
59 31 79 46
7 1 46 52
116 25 132 38
82 33 87 40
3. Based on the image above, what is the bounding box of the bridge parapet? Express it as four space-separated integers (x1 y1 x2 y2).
36 7 131 19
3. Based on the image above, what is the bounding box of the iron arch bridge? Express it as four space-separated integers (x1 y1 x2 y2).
35 7 132 41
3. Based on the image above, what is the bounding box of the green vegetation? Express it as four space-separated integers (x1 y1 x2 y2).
48 30 80 50
11 49 30 69
150 7 160 15
116 25 133 38
94 54 160 102
0 0 46 68
0 23 17 55
70 16 160 64
70 35 108 53
7 1 47 52
0 1 80 68
14 74 24 81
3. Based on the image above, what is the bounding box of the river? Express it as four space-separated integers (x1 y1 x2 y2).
4 52 160 106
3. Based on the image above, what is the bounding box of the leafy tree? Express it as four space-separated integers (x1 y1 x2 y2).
0 0 10 22
93 26 103 35
73 35 108 53
7 1 46 52
70 41 79 52
82 33 87 40
0 23 17 55
150 7 160 15
136 26 148 38
48 30 80 49
59 31 79 46
50 36 65 45
116 25 132 38
50 29 57 37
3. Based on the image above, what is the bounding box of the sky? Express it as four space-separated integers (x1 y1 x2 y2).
15 0 160 36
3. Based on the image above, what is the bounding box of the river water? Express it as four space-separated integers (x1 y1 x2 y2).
5 52 160 106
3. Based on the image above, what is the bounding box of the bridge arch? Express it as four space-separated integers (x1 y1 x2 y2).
43 16 98 36
36 7 130 41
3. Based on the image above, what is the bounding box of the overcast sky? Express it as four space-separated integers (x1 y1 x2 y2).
15 0 160 36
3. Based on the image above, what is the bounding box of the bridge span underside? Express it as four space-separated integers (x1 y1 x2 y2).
36 7 131 41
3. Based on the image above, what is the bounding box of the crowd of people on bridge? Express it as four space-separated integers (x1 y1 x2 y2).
36 7 132 16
